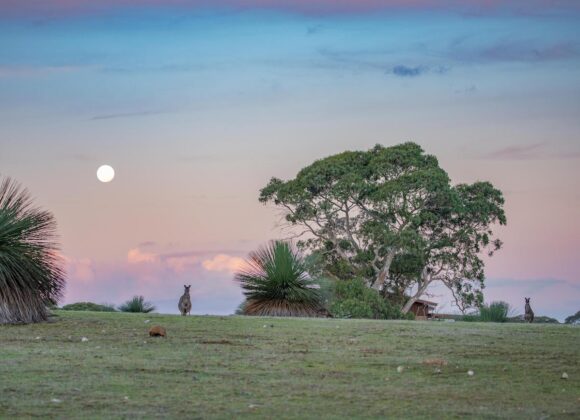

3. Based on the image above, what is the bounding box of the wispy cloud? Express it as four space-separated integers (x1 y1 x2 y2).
482 143 580 160
0 65 82 78
454 85 477 94
317 49 450 78
484 143 545 160
388 64 449 78
90 110 166 120
306 25 323 36
391 65 425 77
481 41 579 62
451 40 580 64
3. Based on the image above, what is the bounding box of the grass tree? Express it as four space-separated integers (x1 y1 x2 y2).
235 241 322 317
118 295 156 313
0 177 65 324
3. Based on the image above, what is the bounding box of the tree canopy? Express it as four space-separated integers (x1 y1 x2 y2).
259 142 506 313
564 310 580 325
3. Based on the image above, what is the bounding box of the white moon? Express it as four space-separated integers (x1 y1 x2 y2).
97 165 115 183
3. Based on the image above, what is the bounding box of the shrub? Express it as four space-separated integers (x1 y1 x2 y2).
479 301 511 322
564 311 580 325
118 296 156 313
461 301 511 322
61 302 117 312
533 316 559 324
329 278 405 319
235 241 322 317
0 177 66 324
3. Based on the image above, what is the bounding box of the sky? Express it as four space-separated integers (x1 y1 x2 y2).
1 0 579 320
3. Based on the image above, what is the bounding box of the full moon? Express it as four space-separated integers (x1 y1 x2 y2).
96 165 115 183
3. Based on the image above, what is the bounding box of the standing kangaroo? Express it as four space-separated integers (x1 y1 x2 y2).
524 297 534 323
178 285 192 316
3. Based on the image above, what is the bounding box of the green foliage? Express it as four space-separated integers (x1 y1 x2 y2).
533 316 560 324
460 314 480 322
461 301 511 323
479 301 511 323
118 296 156 313
564 310 580 325
61 302 117 312
329 278 405 319
259 142 506 314
259 142 449 284
234 301 246 315
0 177 66 324
235 241 323 317
315 277 336 309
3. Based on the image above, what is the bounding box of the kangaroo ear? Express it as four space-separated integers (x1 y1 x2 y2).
188 284 191 287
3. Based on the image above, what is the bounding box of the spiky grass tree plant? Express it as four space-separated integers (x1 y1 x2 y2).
0 177 65 324
118 295 156 313
235 241 322 317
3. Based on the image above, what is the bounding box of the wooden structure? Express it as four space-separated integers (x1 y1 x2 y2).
409 299 437 320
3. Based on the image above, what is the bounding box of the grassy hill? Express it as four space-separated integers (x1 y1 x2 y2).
1 311 579 418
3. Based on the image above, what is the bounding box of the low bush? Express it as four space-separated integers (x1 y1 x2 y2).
479 301 511 323
533 316 559 324
61 302 117 312
461 301 512 323
564 311 580 325
329 278 407 320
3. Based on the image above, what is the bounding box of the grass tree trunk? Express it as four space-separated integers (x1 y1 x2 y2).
0 290 49 324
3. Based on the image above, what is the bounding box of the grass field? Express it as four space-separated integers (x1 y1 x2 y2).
1 311 579 419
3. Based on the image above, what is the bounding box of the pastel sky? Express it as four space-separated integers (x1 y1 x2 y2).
1 0 579 320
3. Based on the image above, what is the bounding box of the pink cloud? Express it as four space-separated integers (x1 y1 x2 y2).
64 255 96 283
127 248 158 264
202 254 246 273
165 254 199 273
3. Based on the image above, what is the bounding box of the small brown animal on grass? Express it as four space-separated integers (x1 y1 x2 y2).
148 325 167 338
422 358 448 367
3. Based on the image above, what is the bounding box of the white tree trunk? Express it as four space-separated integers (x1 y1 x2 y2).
371 250 396 291
401 269 432 313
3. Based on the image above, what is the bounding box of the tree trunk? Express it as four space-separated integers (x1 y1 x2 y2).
401 269 432 313
371 250 396 291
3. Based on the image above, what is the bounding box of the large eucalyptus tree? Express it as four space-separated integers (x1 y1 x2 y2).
259 142 506 313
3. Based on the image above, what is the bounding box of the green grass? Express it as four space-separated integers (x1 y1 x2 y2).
1 311 579 419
